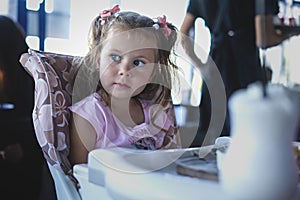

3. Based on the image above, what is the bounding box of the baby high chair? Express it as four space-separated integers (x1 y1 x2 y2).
19 49 110 200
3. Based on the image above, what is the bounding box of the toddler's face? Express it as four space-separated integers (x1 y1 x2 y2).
99 30 158 99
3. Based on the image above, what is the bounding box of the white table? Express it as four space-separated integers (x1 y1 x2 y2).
78 146 300 200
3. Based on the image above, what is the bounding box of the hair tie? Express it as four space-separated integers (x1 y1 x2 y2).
152 23 160 30
100 4 120 24
156 15 171 38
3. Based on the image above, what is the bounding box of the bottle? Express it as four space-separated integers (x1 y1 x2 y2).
220 83 299 200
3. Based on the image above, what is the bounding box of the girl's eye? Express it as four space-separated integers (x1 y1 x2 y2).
111 55 121 62
133 59 145 67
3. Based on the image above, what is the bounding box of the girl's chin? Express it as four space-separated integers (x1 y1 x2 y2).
109 92 133 100
110 88 140 99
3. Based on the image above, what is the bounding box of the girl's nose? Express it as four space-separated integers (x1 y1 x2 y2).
118 60 132 76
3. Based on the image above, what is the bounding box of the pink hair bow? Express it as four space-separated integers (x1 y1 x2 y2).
157 15 171 38
100 4 120 20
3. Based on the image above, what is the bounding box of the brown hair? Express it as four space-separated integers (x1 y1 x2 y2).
77 11 179 108
0 15 32 113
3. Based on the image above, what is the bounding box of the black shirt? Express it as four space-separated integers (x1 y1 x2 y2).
187 0 279 49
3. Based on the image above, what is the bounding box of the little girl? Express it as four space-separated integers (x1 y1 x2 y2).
69 5 181 164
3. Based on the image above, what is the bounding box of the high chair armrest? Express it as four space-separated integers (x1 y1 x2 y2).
19 49 81 187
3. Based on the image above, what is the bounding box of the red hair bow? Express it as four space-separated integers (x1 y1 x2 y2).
157 15 171 38
100 4 120 20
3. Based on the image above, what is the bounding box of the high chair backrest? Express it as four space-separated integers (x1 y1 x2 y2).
19 49 81 186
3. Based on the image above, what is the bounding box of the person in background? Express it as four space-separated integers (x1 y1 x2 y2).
180 0 299 146
69 5 182 165
0 15 55 200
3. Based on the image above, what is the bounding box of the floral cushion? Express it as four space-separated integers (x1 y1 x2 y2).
19 49 81 185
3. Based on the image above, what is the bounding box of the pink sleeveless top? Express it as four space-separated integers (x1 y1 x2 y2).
69 93 177 150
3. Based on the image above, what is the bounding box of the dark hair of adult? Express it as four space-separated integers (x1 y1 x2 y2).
0 15 33 115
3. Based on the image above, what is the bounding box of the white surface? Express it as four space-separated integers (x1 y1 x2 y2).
88 147 300 200
73 164 112 200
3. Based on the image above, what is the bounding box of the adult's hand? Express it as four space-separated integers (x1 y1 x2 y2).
255 15 300 49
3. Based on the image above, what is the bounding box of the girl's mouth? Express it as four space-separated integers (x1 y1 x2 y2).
113 82 130 89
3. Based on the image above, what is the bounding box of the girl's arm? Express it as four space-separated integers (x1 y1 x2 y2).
69 113 97 165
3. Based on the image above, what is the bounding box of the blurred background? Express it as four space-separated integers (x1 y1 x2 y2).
1 1 300 199
1 0 206 139
1 0 300 142
2 0 300 104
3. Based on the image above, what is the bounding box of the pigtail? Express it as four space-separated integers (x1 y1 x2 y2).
72 15 104 103
88 16 103 50
165 22 178 51
89 5 120 50
151 18 179 108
